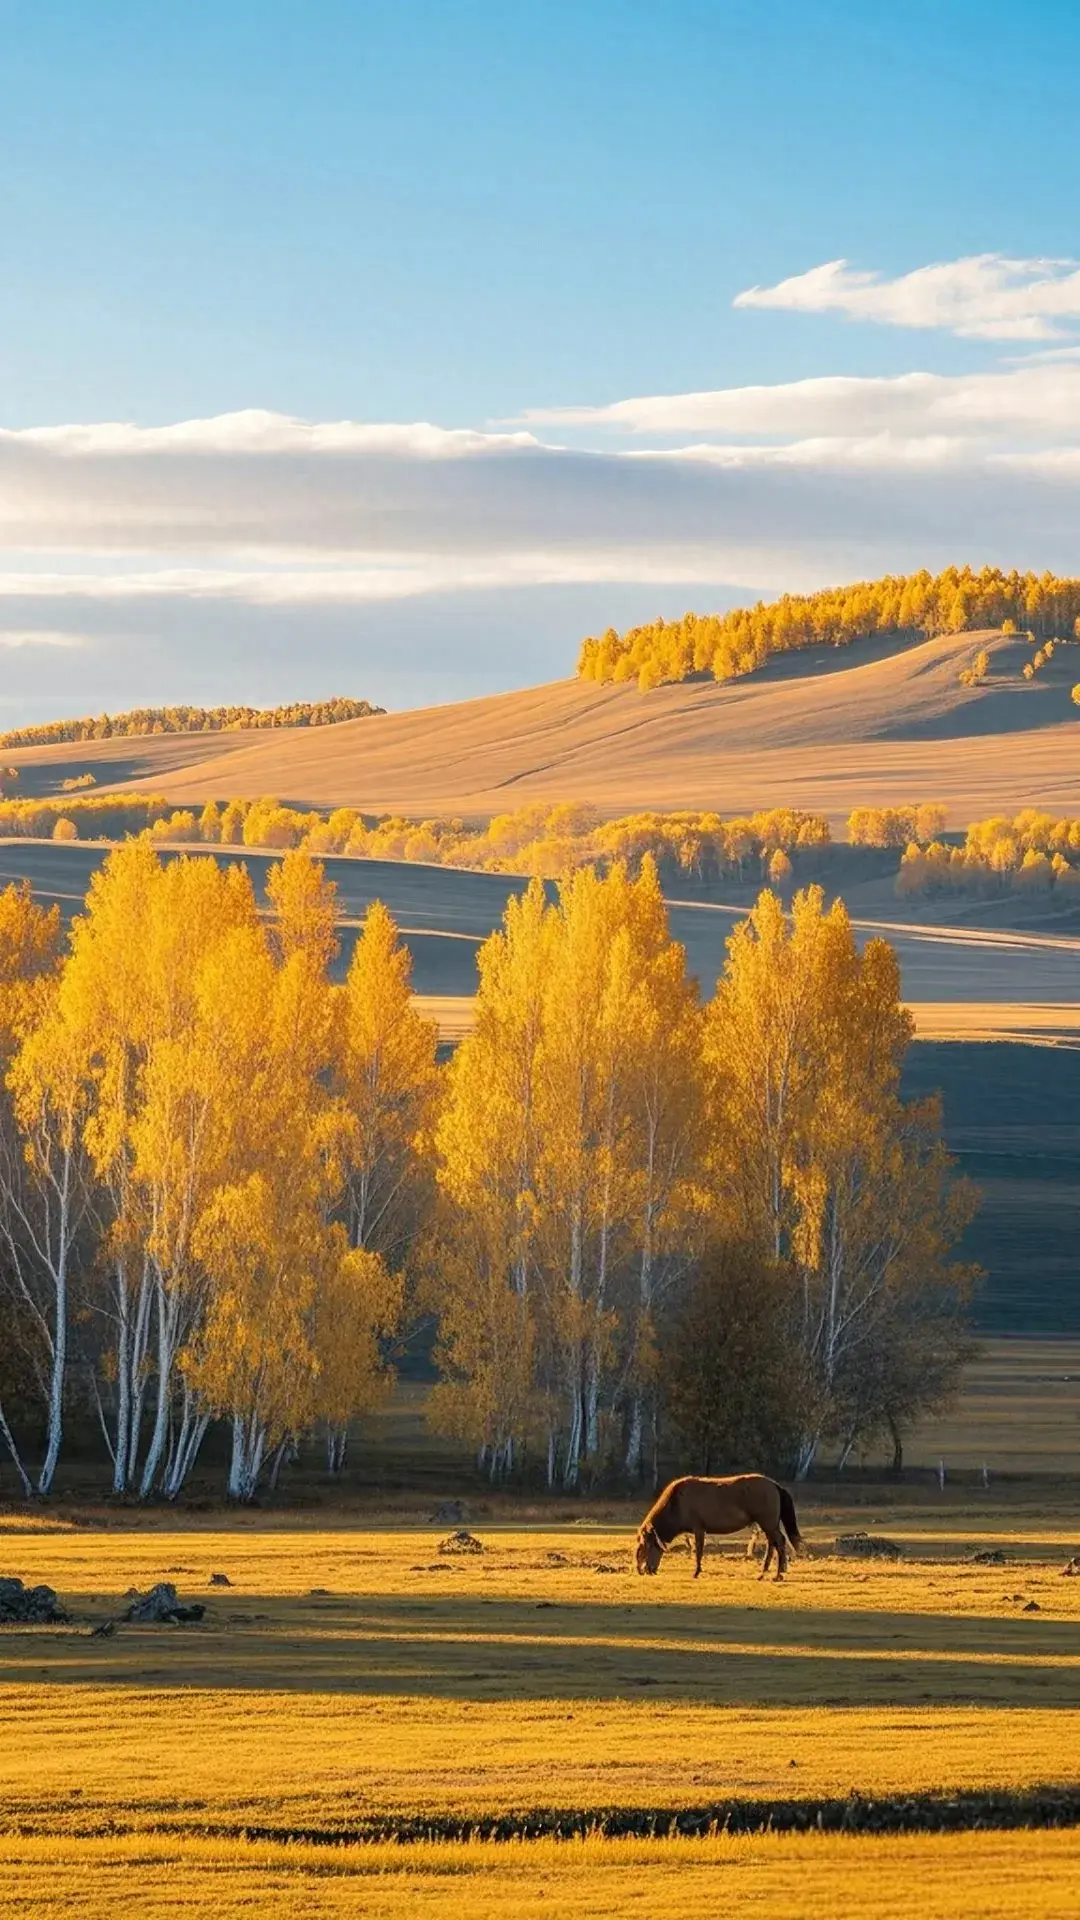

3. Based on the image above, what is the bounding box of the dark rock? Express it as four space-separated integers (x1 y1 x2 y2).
208 1572 232 1587
308 1587 333 1597
0 1577 69 1624
969 1549 1008 1565
1023 1600 1041 1613
834 1532 903 1560
438 1529 484 1556
123 1582 205 1624
593 1563 621 1574
90 1620 117 1638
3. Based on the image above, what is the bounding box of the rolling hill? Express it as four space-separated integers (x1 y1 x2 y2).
5 628 1080 826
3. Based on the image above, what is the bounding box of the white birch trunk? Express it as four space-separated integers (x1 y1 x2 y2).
138 1272 181 1498
0 1397 32 1499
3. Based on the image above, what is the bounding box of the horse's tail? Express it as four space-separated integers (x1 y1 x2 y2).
775 1482 803 1553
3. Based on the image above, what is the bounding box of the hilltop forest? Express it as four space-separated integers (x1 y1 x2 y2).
0 695 383 750
577 566 1080 690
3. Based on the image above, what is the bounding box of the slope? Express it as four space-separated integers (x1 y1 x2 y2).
5 628 1080 825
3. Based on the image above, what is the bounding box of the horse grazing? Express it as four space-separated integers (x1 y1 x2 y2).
635 1474 803 1582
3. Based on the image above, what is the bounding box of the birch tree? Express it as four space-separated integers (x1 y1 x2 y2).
56 843 261 1493
433 880 553 1475
705 887 976 1474
0 880 69 1494
335 900 439 1270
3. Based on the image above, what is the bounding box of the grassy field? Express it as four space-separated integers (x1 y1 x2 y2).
3 1828 1080 1919
1 1485 1080 1913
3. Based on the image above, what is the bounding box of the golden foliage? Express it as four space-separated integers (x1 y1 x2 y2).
577 565 1080 690
897 808 1080 896
0 695 383 749
705 887 975 1469
0 843 410 1500
433 861 711 1484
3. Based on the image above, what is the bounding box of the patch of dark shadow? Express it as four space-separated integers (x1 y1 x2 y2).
176 1783 1080 1845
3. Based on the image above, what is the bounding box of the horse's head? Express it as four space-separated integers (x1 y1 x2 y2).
635 1522 664 1576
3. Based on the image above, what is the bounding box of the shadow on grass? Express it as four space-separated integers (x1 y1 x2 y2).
4 1591 1079 1708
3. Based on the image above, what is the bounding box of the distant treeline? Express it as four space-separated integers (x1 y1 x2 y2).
0 794 972 886
897 810 1080 899
0 695 383 750
577 566 1080 691
0 795 171 841
3 795 834 880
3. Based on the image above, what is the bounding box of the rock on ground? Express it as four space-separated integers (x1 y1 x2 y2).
0 1578 68 1624
123 1582 206 1624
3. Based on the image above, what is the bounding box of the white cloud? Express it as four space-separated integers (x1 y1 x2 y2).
2 401 1080 715
0 417 1079 613
523 362 1080 440
1 409 540 459
733 254 1080 341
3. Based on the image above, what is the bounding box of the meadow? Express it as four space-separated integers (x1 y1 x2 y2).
2 1337 1080 1914
1 1505 1079 1914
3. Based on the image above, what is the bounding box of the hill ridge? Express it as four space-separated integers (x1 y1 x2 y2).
4 627 1080 828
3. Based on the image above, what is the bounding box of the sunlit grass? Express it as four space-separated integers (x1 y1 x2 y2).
2 1828 1080 1918
0 1522 1078 1850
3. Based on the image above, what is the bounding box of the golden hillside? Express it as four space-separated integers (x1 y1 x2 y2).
5 627 1080 826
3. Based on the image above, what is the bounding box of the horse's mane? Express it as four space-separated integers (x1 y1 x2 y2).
639 1480 682 1547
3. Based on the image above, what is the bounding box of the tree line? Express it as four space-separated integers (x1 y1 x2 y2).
0 792 833 883
577 567 1080 691
896 811 1080 899
0 848 976 1501
0 697 383 751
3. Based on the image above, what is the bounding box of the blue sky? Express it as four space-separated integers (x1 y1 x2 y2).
3 0 1080 717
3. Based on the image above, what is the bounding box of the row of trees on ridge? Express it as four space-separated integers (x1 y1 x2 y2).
0 697 383 750
577 567 1080 691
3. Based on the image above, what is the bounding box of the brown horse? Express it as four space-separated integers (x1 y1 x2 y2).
634 1474 803 1582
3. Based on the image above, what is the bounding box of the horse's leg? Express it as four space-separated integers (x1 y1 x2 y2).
758 1537 774 1580
765 1528 787 1580
693 1526 705 1577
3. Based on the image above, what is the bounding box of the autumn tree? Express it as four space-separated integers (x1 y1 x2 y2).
178 855 405 1498
434 861 707 1488
48 842 262 1494
0 882 66 1493
661 1242 809 1475
1 991 95 1493
433 880 554 1475
335 901 439 1269
705 887 976 1473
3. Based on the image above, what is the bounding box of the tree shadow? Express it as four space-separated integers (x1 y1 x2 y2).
5 1590 1079 1708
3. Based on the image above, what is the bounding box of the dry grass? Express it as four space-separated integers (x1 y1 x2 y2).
423 997 1080 1047
2 1489 1080 1910
2 1828 1080 1919
909 1340 1080 1472
907 1004 1080 1042
1 1520 1079 1841
6 627 1080 825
